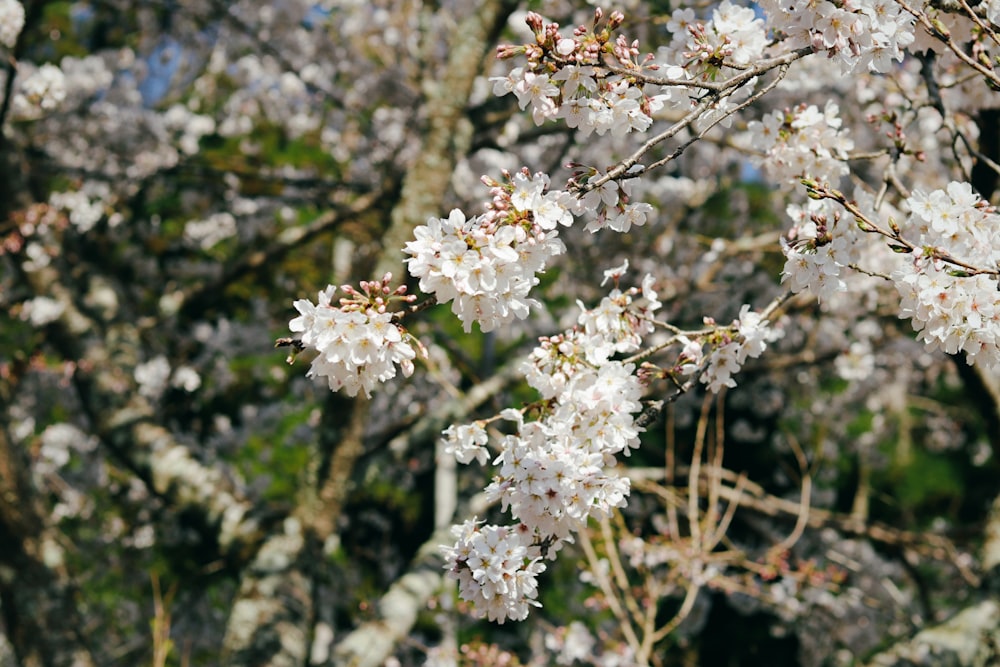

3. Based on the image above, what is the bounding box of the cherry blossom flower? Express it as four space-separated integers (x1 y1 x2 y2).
892 184 1000 370
701 305 784 392
442 520 546 624
13 63 67 118
0 0 24 49
746 102 853 186
288 277 423 397
404 174 568 332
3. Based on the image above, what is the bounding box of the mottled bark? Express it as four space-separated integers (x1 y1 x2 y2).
862 489 1000 667
331 529 460 667
20 262 265 559
863 600 1000 667
373 0 519 280
331 366 521 667
220 393 368 666
220 523 316 667
329 497 494 667
0 424 96 667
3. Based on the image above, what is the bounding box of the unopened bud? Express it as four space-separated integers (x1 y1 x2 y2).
496 44 521 59
525 11 544 36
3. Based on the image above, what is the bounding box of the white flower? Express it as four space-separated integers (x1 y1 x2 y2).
780 198 866 303
136 356 172 400
184 212 237 249
835 341 876 381
700 305 782 392
735 304 781 363
988 0 1000 26
701 343 741 393
601 260 629 286
13 63 67 118
641 274 662 313
171 366 202 392
404 207 564 333
486 415 633 542
606 202 654 233
289 282 422 397
38 423 95 473
49 187 108 233
552 64 597 95
546 622 597 665
0 0 24 48
512 71 559 114
531 191 574 229
890 183 1000 370
555 38 577 56
510 171 546 211
442 423 490 465
746 102 853 186
442 521 546 624
676 336 704 375
757 0 914 72
21 296 65 326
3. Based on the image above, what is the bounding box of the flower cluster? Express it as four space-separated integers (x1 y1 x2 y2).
571 175 657 234
491 10 673 136
660 1 770 76
404 171 569 332
13 63 68 119
495 295 650 543
780 197 866 302
163 104 218 155
0 0 24 49
442 520 546 624
525 265 660 394
746 102 853 186
439 275 656 619
486 416 630 547
487 359 642 542
701 305 784 392
20 296 65 327
135 356 172 400
288 275 423 397
892 183 1000 369
757 0 915 73
184 212 237 249
580 272 660 351
277 0 1000 635
49 184 110 233
441 422 490 466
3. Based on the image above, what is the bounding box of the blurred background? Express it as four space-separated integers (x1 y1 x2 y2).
1 0 998 665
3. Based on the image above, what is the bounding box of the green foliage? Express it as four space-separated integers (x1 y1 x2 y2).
34 3 89 59
201 125 342 177
239 406 313 502
698 181 783 238
883 445 962 516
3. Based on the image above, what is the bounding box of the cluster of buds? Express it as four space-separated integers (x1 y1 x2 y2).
497 9 625 67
